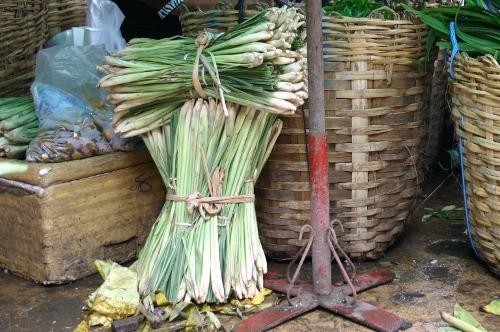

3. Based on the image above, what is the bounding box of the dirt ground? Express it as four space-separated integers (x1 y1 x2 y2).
1 168 500 332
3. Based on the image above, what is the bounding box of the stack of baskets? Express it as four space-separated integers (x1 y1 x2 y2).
0 0 48 97
255 9 433 260
449 53 500 278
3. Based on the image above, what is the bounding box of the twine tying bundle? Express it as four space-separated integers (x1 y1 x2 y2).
166 148 255 220
191 32 231 114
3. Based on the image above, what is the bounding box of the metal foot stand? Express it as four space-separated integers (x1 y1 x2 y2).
232 221 412 332
232 2 412 331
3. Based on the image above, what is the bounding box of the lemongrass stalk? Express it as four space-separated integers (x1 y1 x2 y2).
211 43 270 55
266 39 285 48
0 112 37 132
209 214 225 303
108 91 168 102
239 22 275 37
295 90 308 99
3 144 28 159
277 81 304 92
280 42 292 50
97 71 164 88
279 50 301 58
113 96 177 113
114 107 175 135
278 71 303 82
265 7 279 24
275 7 288 27
206 31 273 52
107 83 186 93
269 28 283 41
212 52 259 64
281 61 304 73
263 49 282 59
268 90 300 101
291 73 306 83
285 33 297 45
4 126 38 143
177 279 187 303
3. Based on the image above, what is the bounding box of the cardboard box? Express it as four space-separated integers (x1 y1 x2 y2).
0 149 166 284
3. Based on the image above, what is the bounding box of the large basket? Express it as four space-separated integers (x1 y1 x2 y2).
449 53 500 278
179 0 270 37
255 9 431 260
45 0 87 37
0 0 48 97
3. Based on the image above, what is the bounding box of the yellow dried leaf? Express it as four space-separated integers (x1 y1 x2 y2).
480 300 500 316
72 320 89 332
250 288 273 305
155 291 169 307
91 294 137 320
88 311 113 327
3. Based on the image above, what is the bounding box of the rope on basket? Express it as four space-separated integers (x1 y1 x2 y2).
449 22 460 80
459 114 481 259
442 22 480 259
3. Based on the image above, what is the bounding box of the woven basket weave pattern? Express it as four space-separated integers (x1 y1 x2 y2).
46 0 87 34
179 1 270 37
0 0 48 97
450 53 500 278
425 47 447 166
256 11 431 260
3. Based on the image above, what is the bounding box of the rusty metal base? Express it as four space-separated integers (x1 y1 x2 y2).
232 270 412 332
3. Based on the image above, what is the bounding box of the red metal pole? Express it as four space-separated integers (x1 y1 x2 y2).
305 0 331 295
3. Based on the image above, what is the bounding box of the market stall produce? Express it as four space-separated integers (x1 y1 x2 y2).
91 4 307 312
0 96 38 159
96 6 307 138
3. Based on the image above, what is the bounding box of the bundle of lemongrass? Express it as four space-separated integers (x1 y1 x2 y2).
96 6 307 138
137 98 282 304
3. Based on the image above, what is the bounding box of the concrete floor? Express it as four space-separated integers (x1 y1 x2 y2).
2 168 500 331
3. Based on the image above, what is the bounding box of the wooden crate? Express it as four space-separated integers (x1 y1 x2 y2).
0 149 165 284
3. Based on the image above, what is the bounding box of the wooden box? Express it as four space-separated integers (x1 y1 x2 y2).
0 149 165 284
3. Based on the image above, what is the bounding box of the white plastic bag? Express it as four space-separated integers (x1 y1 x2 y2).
85 0 126 53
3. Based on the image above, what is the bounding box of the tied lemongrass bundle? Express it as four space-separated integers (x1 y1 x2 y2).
96 6 307 138
137 98 282 305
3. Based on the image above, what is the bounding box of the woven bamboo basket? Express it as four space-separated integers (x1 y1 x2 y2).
424 47 447 167
179 0 270 37
449 53 500 278
45 0 87 37
255 9 432 260
0 0 48 97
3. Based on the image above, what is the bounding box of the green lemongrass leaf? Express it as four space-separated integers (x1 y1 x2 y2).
480 300 500 316
421 213 433 222
455 207 464 211
454 23 499 55
0 162 28 175
441 205 457 211
453 302 488 332
411 59 424 68
403 4 450 35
